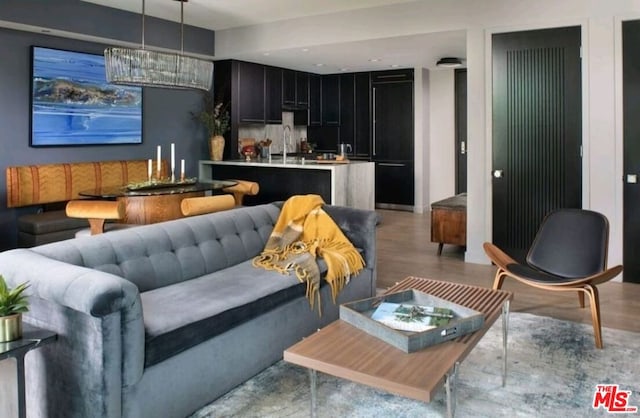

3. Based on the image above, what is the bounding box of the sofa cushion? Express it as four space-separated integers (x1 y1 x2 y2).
140 259 328 367
18 229 85 248
18 210 88 234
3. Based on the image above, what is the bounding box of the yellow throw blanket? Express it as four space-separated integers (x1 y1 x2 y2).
252 194 365 314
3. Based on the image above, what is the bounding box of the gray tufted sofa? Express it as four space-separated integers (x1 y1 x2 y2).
0 202 377 418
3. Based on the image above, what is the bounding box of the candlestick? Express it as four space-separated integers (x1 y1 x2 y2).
170 143 175 182
156 145 161 179
147 159 152 182
180 159 185 182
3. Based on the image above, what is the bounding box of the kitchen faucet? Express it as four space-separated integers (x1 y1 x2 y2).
282 124 292 163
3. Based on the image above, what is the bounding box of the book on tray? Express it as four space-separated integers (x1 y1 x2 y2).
371 302 455 333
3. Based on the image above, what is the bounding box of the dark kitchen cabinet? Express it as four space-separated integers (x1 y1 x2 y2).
372 76 414 160
308 74 321 126
282 69 296 106
322 74 340 126
339 73 355 148
372 69 414 206
213 59 267 159
354 72 371 158
296 72 309 106
265 66 282 124
375 162 414 206
237 61 265 123
283 70 309 108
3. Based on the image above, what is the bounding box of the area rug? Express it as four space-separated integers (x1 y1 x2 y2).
191 313 640 418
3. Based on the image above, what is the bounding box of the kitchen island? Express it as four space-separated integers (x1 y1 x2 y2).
199 158 375 210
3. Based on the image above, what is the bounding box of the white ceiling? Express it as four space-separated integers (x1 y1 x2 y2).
80 0 466 73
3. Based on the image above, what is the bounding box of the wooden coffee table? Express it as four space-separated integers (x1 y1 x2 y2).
284 276 514 418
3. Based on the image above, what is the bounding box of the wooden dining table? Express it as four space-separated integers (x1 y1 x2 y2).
79 180 237 225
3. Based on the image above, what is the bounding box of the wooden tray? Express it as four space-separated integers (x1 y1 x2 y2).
126 178 197 191
340 289 484 352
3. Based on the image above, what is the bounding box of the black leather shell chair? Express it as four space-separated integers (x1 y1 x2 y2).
483 209 623 349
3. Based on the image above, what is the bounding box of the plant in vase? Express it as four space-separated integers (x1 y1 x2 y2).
192 94 230 161
0 274 30 342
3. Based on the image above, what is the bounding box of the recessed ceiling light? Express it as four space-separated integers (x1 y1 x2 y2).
302 48 309 52
314 63 324 67
340 68 349 72
263 52 270 56
390 64 400 68
369 58 381 62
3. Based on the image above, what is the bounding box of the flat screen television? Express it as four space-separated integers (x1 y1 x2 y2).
30 46 143 147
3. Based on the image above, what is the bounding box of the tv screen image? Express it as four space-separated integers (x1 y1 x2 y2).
30 46 143 146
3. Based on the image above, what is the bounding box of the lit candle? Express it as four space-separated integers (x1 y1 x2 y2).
156 145 161 174
147 159 152 181
180 159 185 181
170 143 175 175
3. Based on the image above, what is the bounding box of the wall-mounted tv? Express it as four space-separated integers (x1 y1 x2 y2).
30 46 143 147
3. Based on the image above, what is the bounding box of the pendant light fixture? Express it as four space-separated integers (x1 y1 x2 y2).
104 0 213 91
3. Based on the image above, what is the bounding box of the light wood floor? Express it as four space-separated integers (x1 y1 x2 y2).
375 209 640 334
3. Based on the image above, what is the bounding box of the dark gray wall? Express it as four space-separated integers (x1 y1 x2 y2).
0 3 215 250
0 0 215 56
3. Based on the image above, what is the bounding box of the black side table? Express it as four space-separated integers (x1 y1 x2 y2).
0 323 57 418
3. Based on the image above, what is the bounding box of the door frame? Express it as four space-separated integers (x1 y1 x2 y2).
616 15 640 281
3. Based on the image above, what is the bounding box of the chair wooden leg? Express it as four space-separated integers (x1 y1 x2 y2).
492 270 507 290
577 291 585 308
583 285 603 349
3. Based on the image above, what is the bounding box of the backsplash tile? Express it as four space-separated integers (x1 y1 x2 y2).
238 112 307 154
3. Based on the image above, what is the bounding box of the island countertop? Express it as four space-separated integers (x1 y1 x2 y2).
201 158 372 170
199 159 375 210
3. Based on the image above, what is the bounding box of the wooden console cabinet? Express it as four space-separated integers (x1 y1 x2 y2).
430 193 467 255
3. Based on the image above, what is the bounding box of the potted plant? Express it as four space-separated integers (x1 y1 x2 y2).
0 274 30 342
193 94 230 161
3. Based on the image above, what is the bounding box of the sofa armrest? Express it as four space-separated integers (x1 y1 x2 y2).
323 205 378 269
0 249 145 390
0 249 141 317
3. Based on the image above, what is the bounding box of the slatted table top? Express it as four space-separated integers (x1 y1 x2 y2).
284 276 514 402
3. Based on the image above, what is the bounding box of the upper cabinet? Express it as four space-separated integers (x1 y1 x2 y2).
282 69 296 106
236 61 265 123
283 70 309 108
308 74 321 126
322 74 340 126
265 66 283 124
296 72 309 107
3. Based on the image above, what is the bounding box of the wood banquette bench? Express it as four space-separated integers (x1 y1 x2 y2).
6 160 165 247
430 192 467 255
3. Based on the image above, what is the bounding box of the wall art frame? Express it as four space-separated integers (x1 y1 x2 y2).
30 46 143 147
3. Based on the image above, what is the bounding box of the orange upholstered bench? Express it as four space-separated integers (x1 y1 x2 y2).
6 160 166 246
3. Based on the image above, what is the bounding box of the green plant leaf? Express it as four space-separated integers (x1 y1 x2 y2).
0 274 30 316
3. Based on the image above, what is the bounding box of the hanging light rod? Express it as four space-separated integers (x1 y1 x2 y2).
436 57 463 68
104 0 213 91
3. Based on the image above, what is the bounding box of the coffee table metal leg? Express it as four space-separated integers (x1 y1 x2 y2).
309 369 317 418
502 300 510 387
445 361 459 418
